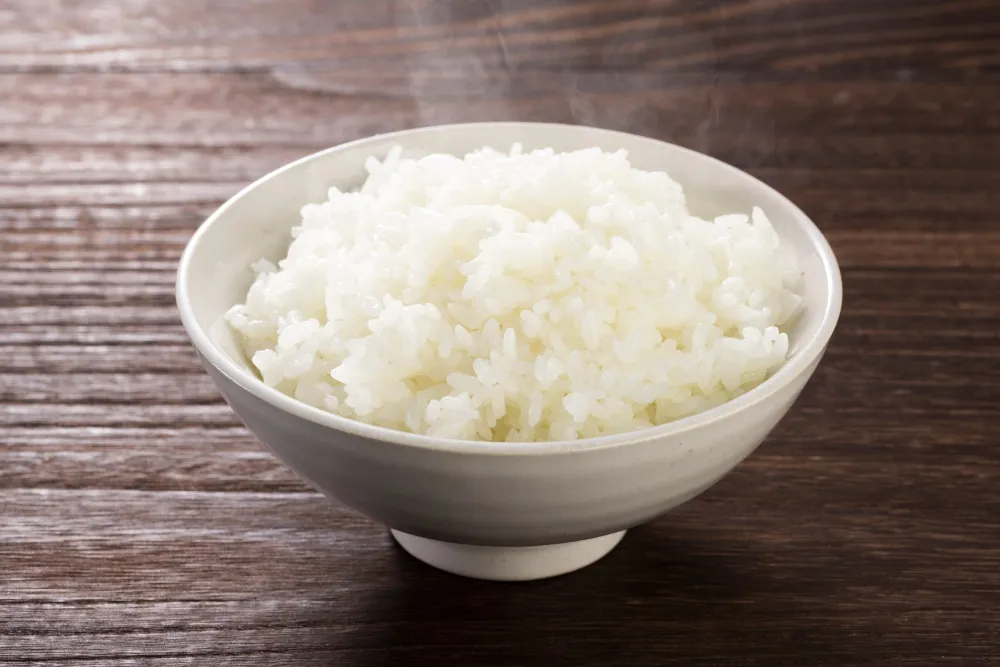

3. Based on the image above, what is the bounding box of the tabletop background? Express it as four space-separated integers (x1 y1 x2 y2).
2 1 999 665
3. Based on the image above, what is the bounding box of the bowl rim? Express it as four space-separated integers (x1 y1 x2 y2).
176 121 842 456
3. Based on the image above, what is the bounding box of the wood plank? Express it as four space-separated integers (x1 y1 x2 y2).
1 416 996 495
4 269 999 315
5 167 1000 212
0 145 303 186
0 404 240 428
1 373 220 404
0 489 996 665
1 0 997 73
2 349 998 493
0 431 302 493
3 346 998 413
4 74 1000 159
3 336 995 378
6 226 1000 272
2 329 189 346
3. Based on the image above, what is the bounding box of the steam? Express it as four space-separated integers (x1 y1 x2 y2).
275 0 773 167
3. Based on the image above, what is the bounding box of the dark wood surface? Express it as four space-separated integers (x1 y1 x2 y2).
2 1 999 664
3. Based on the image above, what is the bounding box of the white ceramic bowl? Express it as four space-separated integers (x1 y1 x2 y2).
177 122 842 581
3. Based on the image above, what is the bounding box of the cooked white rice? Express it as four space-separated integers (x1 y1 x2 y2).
226 145 802 442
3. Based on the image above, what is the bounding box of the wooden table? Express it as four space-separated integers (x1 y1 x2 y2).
3 1 999 664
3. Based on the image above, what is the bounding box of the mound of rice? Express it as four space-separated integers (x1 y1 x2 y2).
226 145 802 442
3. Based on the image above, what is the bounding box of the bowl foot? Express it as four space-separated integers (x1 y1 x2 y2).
390 529 626 581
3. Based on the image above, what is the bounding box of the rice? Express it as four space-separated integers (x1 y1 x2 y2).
226 145 803 442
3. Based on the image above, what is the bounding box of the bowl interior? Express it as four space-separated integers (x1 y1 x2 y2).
180 122 840 438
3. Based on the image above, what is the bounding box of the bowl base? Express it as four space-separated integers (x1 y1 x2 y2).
390 529 626 581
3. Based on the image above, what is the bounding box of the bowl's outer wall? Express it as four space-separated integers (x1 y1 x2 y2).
180 123 840 547
204 352 821 546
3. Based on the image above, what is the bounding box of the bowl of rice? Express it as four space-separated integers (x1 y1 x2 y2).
176 122 841 581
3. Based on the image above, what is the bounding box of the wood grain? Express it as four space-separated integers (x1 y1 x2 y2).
2 0 999 664
2 0 998 73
